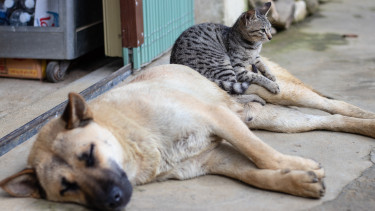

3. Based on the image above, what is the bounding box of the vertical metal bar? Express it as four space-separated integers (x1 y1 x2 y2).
122 48 129 65
156 0 160 56
173 0 177 40
168 0 173 47
160 0 164 53
157 0 161 56
191 0 195 25
166 0 170 49
180 1 184 33
183 0 187 31
167 0 171 47
147 0 151 63
176 0 180 37
152 0 155 59
165 0 167 49
149 0 153 63
150 0 154 62
133 47 141 69
140 0 146 65
151 0 155 60
162 0 166 52
146 0 150 64
141 0 144 64
171 0 174 42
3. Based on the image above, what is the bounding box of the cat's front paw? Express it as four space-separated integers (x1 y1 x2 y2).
253 64 277 82
267 81 280 94
247 73 280 94
265 73 277 82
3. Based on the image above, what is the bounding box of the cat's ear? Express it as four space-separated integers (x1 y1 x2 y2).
245 10 257 25
259 2 272 16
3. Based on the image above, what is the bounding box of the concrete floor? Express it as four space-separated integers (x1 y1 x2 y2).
1 0 375 210
0 52 123 139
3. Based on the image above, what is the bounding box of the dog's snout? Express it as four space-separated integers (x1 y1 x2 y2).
88 177 133 211
107 186 123 209
104 179 132 210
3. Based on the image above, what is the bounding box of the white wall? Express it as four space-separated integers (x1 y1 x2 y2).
223 0 247 26
194 0 247 26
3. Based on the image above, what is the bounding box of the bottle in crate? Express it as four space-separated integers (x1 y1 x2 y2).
0 2 8 25
9 9 33 26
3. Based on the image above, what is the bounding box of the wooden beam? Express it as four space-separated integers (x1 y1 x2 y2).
120 0 144 48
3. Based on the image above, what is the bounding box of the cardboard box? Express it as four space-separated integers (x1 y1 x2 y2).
0 59 46 80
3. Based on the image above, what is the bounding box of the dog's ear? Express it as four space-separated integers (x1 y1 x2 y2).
62 92 93 129
0 168 45 198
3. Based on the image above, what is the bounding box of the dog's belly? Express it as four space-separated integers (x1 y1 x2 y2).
155 130 219 181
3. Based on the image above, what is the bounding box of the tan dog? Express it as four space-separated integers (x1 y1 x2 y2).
1 61 375 210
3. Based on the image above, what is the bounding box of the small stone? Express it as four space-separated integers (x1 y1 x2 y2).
293 0 308 23
304 0 320 15
273 0 295 30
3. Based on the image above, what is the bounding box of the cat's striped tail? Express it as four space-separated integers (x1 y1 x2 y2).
213 79 249 95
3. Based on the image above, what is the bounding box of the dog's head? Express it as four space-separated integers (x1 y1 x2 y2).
0 93 132 211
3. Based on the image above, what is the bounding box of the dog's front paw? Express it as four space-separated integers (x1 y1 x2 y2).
280 155 325 178
278 169 326 198
257 154 325 179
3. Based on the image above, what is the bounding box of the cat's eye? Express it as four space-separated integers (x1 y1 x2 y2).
261 29 266 33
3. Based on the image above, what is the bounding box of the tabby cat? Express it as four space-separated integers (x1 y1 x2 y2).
170 2 279 97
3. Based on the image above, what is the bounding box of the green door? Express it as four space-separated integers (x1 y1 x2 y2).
123 0 194 69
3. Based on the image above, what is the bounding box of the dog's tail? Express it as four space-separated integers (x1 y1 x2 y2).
311 88 334 100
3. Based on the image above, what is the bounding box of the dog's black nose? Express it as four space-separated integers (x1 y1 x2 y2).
107 186 124 209
103 182 132 210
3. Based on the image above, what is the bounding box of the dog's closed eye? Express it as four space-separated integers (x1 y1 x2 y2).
78 144 95 167
60 177 79 196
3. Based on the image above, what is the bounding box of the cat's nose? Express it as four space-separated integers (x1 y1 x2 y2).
267 34 272 40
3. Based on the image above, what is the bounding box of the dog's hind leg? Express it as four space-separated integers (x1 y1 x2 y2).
245 59 375 119
203 143 325 198
206 105 324 177
241 102 375 138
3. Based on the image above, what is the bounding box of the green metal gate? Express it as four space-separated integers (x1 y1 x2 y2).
122 0 194 69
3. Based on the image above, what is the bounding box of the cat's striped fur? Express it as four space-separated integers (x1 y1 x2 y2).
170 2 279 95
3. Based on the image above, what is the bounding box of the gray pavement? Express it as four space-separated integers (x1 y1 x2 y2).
0 56 122 139
1 0 375 210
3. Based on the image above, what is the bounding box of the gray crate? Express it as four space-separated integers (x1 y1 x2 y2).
0 0 103 60
0 0 104 82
